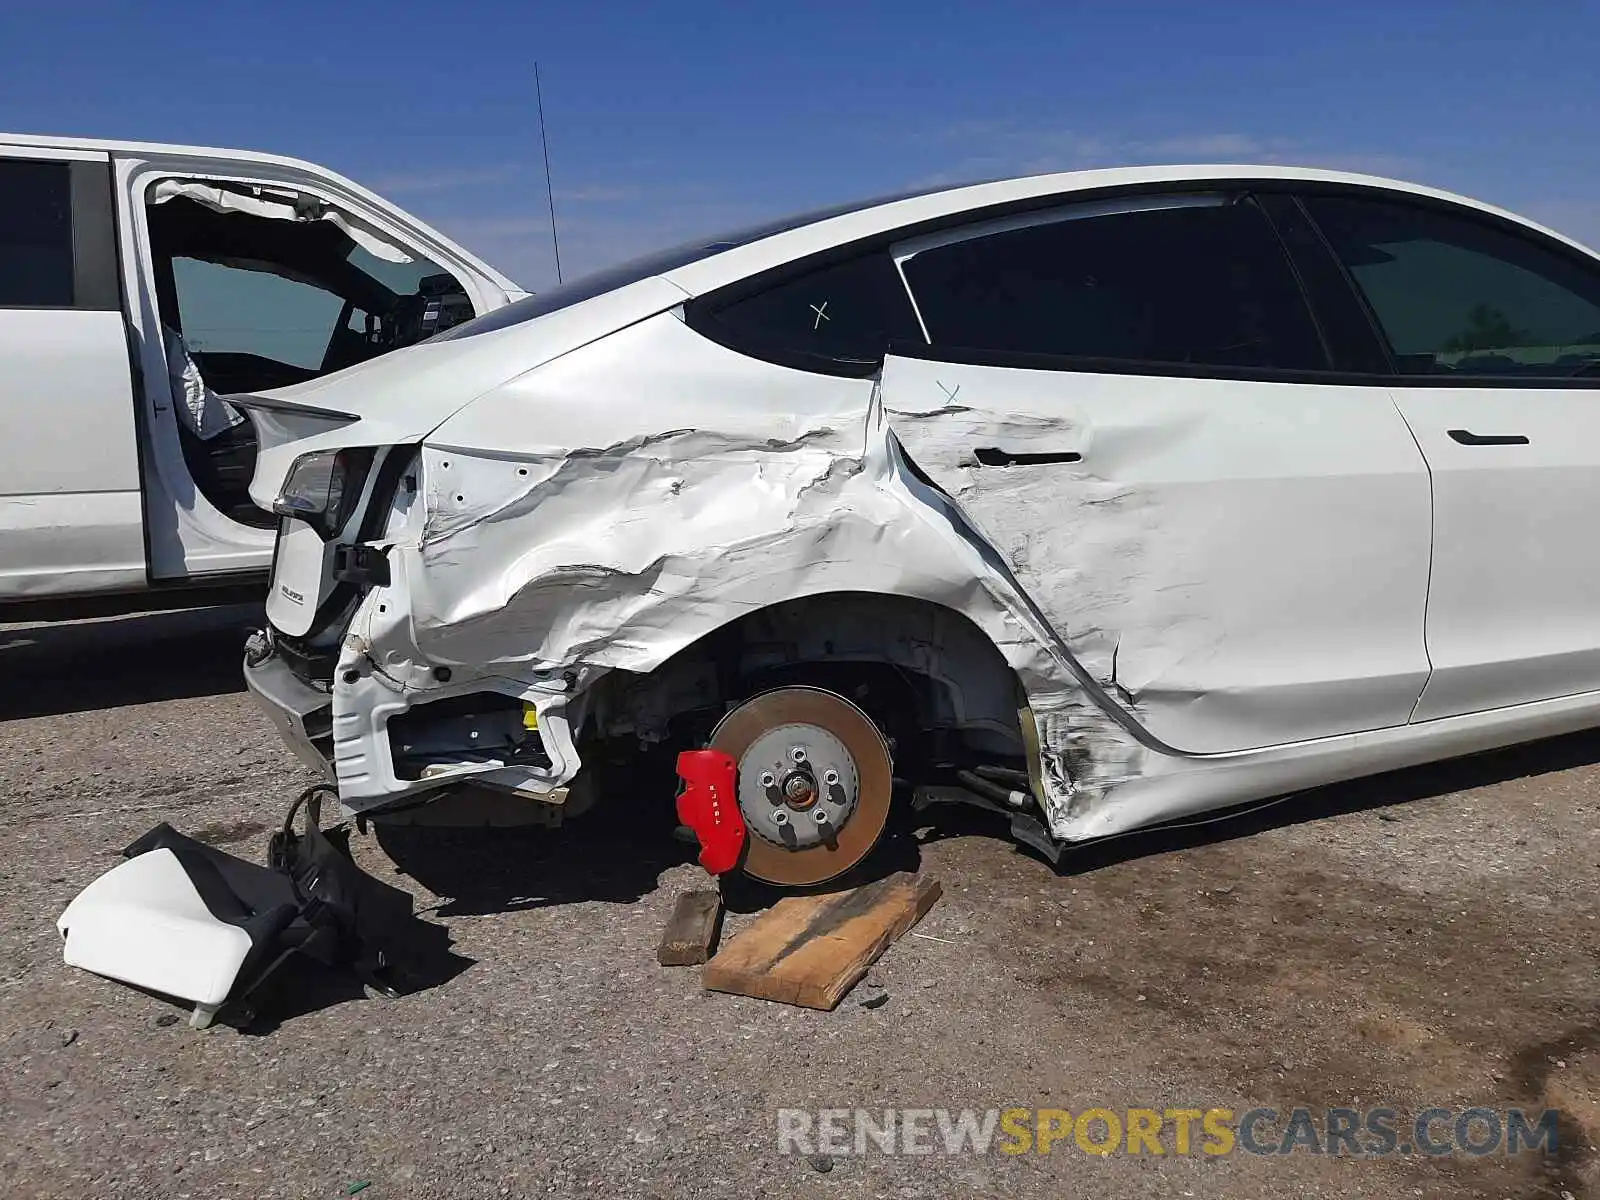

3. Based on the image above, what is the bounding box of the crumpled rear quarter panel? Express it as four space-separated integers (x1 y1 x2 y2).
369 312 1166 837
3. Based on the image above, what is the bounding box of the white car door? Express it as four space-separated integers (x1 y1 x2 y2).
113 150 522 586
1304 192 1600 720
0 148 145 600
880 193 1435 753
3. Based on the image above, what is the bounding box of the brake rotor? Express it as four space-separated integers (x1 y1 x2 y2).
709 686 892 887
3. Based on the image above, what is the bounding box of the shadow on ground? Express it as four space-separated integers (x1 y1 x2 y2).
379 724 1600 913
374 773 930 918
375 791 695 917
914 725 1600 876
0 604 261 719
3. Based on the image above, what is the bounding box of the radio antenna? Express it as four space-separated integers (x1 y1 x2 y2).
535 61 563 284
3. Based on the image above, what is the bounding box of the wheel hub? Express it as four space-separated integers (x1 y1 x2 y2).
780 770 817 808
738 724 859 851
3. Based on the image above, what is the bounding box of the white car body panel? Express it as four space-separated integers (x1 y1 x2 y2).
0 309 144 596
0 132 525 602
244 276 692 513
241 162 1600 845
0 142 145 597
878 353 1434 752
1394 385 1600 721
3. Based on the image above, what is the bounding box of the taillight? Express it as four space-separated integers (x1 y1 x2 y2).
272 447 376 540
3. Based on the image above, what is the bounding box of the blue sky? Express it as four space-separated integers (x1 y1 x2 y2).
3 1 1596 289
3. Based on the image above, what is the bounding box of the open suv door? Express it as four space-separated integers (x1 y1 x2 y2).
0 133 524 606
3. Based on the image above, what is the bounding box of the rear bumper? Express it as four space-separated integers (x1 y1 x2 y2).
245 628 586 812
243 646 335 778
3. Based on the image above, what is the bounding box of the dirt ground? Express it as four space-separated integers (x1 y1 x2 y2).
1 605 1598 1199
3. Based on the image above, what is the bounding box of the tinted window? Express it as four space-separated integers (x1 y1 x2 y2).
903 199 1328 372
0 158 73 307
702 252 922 365
1306 195 1600 378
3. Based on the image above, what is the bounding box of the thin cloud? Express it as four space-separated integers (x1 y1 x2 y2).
367 166 642 205
918 120 1419 180
554 184 642 203
438 215 553 239
367 163 525 195
438 194 775 290
1143 132 1287 160
429 133 1436 293
1515 200 1600 250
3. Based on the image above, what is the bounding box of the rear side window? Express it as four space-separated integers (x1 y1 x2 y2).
0 158 73 307
695 251 923 371
901 198 1329 373
1304 195 1600 379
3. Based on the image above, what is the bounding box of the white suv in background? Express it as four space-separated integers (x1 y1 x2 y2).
0 134 521 612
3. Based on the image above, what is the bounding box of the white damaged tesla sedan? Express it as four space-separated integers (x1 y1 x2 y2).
241 164 1600 886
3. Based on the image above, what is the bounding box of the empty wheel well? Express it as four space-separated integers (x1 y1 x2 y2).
585 591 1029 776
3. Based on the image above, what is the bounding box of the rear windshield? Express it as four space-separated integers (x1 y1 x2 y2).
431 183 962 341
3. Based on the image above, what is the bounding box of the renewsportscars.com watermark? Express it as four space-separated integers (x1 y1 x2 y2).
777 1107 1562 1158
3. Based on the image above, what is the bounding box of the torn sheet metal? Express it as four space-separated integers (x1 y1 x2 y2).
150 177 414 263
876 353 1435 754
306 312 1125 834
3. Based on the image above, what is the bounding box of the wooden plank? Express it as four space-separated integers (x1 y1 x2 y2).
702 873 941 1010
657 890 725 966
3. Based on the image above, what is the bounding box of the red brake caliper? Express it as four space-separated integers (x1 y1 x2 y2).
674 749 746 875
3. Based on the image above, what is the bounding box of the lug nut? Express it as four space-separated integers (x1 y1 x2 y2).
823 769 840 786
773 811 789 826
759 771 776 787
790 746 807 763
813 810 830 825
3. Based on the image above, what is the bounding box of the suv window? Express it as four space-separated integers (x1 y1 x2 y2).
697 251 923 369
152 190 476 393
1305 195 1600 379
901 198 1328 372
0 158 73 307
173 257 346 372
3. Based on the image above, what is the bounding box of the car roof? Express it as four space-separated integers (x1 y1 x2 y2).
660 163 1596 297
0 131 328 174
433 160 1600 348
0 132 525 299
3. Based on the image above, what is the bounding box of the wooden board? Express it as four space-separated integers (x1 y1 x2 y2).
702 873 941 1010
657 890 724 966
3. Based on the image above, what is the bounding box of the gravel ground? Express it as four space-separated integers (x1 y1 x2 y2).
2 605 1598 1199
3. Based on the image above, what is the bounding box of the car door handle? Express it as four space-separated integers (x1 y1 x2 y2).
971 446 1082 467
1448 429 1529 446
